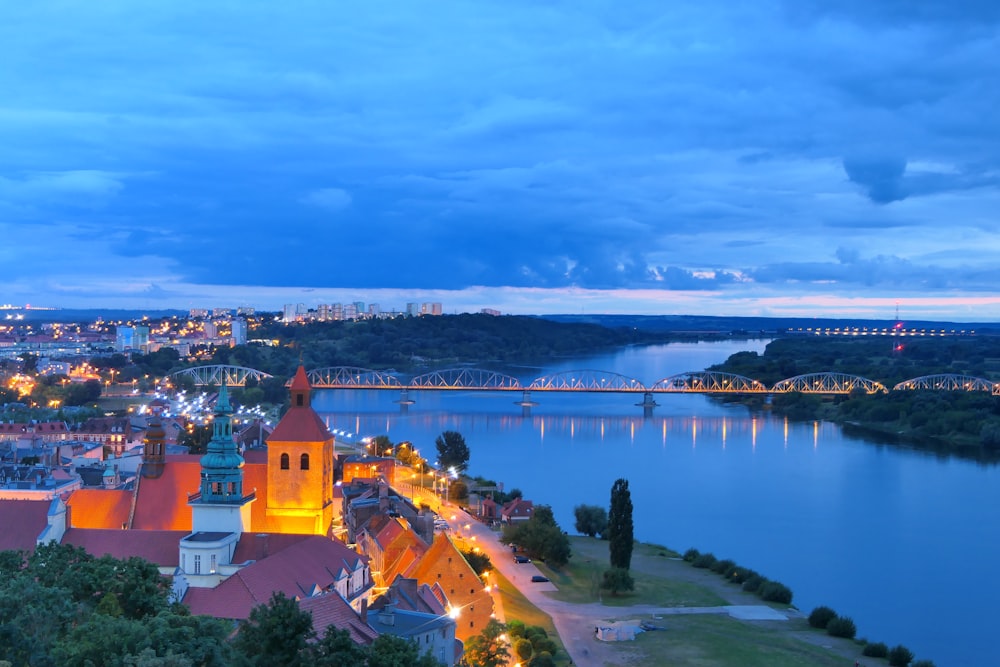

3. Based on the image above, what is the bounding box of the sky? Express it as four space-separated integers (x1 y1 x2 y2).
1 1 999 321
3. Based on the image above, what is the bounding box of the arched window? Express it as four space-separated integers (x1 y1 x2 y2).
300 453 310 470
280 453 289 470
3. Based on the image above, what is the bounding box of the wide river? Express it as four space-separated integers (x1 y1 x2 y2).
314 340 999 666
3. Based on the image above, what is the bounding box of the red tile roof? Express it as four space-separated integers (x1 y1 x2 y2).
66 489 132 529
130 456 201 530
184 535 368 620
0 499 52 551
267 406 331 444
62 528 187 567
299 592 378 645
290 365 311 392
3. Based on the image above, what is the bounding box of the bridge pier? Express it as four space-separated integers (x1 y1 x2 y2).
394 388 415 414
636 392 658 418
515 390 538 417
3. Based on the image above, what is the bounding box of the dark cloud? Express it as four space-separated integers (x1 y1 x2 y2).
843 157 908 204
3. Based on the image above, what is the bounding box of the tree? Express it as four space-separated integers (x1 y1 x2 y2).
501 505 571 568
435 430 470 473
311 627 367 667
232 592 315 667
461 548 492 575
600 567 635 595
462 618 510 667
608 478 634 570
372 434 394 457
573 504 608 538
368 634 443 667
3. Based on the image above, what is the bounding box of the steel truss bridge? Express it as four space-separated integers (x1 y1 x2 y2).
169 365 1000 397
168 365 273 388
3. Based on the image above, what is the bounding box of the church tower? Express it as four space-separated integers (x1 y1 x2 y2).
265 366 334 535
179 384 255 589
141 414 166 479
188 383 254 533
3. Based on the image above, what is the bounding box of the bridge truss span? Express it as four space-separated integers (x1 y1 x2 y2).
772 372 887 395
409 368 522 390
893 374 999 394
169 365 273 387
650 371 769 393
307 367 402 389
528 370 646 392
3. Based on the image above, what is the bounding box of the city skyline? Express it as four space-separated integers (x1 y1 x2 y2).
2 3 999 321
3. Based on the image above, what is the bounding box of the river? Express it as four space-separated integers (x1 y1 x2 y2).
314 340 999 666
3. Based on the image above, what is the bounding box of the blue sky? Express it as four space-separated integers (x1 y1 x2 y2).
1 1 999 320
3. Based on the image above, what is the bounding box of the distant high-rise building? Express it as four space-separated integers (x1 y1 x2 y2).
353 301 366 318
421 303 442 316
332 303 343 320
203 321 218 339
406 302 419 317
115 325 150 352
368 303 381 317
317 304 332 321
231 318 247 345
343 303 358 320
282 304 296 323
481 308 501 316
212 308 232 318
189 308 209 319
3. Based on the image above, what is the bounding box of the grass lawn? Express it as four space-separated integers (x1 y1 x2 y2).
536 539 727 608
493 568 571 666
604 614 853 667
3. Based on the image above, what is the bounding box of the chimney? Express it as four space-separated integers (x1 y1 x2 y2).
255 533 270 560
360 598 368 624
379 602 396 626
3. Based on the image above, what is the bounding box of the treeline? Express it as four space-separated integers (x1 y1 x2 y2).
712 337 1000 457
210 313 674 377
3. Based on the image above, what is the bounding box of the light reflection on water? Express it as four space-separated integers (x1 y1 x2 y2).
314 340 1000 666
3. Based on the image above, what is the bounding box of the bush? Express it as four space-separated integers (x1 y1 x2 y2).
710 558 736 575
682 548 700 562
758 580 793 604
807 606 837 629
727 566 755 585
888 644 915 666
742 574 765 593
863 641 889 657
692 553 717 569
826 616 856 639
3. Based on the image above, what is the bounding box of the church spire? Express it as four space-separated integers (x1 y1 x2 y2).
198 383 245 504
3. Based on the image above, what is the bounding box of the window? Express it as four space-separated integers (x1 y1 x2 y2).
280 453 289 470
296 394 304 407
300 453 310 470
210 554 217 574
194 555 201 574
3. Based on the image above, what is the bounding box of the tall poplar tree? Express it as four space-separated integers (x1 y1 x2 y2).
608 478 634 570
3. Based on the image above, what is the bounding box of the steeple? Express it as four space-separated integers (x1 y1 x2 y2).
141 413 167 479
198 383 245 504
289 365 311 409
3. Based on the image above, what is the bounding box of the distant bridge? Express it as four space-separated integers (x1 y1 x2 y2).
168 365 999 396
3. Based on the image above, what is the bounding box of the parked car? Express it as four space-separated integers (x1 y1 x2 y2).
514 555 530 564
531 575 549 583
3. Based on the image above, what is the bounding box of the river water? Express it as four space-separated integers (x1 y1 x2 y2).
315 340 999 666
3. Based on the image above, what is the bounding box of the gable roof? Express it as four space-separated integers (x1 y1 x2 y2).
62 528 187 567
184 535 368 620
0 499 53 551
299 592 379 645
66 489 132 529
130 456 201 530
